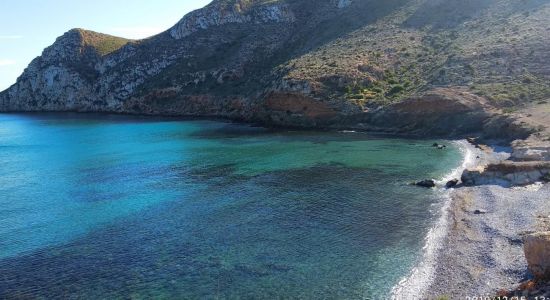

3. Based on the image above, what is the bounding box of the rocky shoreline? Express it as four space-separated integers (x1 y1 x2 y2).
421 138 550 299
2 111 548 299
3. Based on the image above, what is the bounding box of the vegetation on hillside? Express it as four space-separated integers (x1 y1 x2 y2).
77 29 133 56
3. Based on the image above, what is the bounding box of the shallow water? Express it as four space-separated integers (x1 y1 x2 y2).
0 113 462 299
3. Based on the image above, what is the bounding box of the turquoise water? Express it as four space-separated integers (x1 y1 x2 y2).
0 113 462 299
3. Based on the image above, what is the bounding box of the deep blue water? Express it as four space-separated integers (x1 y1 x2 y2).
0 113 462 299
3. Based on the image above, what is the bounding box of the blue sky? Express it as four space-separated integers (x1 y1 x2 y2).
0 0 211 91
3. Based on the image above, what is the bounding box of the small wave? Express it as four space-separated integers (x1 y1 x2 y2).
391 140 476 299
436 140 476 186
340 130 358 133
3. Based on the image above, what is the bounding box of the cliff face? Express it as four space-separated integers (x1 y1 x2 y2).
1 0 549 137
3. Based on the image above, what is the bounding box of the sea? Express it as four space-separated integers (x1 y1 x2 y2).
0 113 466 299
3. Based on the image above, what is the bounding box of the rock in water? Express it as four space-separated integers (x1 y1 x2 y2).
415 179 436 188
524 232 550 281
446 179 459 188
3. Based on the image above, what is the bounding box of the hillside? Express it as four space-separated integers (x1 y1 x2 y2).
1 0 549 138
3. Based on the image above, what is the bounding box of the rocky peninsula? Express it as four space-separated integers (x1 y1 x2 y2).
1 0 549 298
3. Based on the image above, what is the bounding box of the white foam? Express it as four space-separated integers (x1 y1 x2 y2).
436 140 476 186
391 140 476 299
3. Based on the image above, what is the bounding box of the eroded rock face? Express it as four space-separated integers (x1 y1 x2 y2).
462 162 550 187
260 92 339 127
524 232 550 281
362 88 493 136
0 29 98 112
1 0 549 140
512 139 550 162
170 1 295 39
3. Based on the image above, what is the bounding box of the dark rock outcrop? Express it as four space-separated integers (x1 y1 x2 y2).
415 179 436 188
446 179 459 188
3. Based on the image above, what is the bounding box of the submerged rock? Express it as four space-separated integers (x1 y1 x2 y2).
524 232 550 281
432 143 447 149
415 179 436 188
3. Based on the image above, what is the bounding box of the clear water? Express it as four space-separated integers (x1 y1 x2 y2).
0 113 462 299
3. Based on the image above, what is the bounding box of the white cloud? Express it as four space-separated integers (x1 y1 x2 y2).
0 35 23 40
0 59 17 66
108 26 169 39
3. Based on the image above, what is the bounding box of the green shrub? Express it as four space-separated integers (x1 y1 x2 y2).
387 85 405 96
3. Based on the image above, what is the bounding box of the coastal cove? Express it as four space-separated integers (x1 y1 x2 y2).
0 113 465 299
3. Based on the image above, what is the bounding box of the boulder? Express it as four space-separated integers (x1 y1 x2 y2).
524 232 550 281
446 179 459 188
415 179 436 188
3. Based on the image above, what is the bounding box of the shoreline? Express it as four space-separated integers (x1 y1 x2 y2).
393 140 549 299
3 112 546 298
392 140 479 299
418 142 548 299
0 111 515 142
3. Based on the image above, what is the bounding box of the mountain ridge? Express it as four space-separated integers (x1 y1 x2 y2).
1 0 549 139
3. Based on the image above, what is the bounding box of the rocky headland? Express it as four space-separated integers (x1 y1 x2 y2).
1 0 549 139
1 0 549 298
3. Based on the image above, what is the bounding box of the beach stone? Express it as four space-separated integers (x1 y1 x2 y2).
523 232 550 280
415 179 436 188
446 179 459 188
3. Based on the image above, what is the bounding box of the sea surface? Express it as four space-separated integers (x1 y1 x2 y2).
0 113 463 299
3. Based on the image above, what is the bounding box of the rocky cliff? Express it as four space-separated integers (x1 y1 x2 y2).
1 0 549 138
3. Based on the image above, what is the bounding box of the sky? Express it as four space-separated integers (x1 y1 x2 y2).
0 0 212 91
